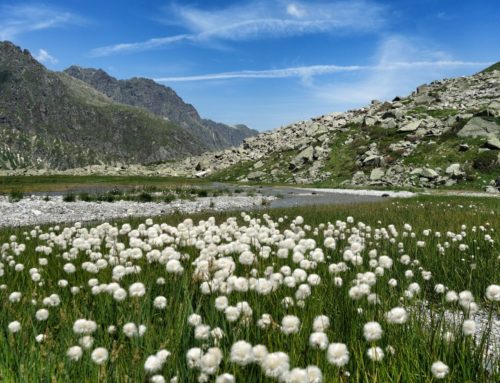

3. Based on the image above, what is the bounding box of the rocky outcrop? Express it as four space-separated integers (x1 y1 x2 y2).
458 117 500 138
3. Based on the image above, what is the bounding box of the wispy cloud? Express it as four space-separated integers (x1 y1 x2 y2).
0 3 83 40
90 34 192 57
90 0 386 56
311 36 490 105
35 49 58 64
154 65 363 82
153 60 489 83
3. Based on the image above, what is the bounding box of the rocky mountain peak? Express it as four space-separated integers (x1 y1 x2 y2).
64 65 257 149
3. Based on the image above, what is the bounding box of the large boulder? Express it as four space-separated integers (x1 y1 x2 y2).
398 120 421 132
352 171 367 184
484 136 500 150
195 159 211 171
414 93 436 105
487 100 500 117
289 146 315 171
457 117 500 138
421 168 439 179
363 155 384 167
445 163 465 178
247 171 266 181
370 168 385 181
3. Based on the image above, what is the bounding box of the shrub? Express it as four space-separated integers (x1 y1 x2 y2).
98 193 115 203
78 192 92 202
473 151 499 171
109 188 123 196
137 192 153 203
162 194 176 203
63 193 76 202
8 190 23 202
196 189 209 198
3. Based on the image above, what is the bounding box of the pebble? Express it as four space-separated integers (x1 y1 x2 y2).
0 195 275 228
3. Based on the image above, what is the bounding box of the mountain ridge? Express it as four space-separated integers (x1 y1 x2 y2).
63 65 258 150
0 41 257 170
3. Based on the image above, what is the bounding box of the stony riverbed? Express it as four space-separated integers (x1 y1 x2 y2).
0 195 276 228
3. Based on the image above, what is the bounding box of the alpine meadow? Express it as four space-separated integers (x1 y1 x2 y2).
0 0 499 382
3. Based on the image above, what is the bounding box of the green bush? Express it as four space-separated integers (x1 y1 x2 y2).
78 192 92 202
473 151 499 171
137 192 153 202
162 193 176 203
8 190 23 202
63 193 76 202
196 189 209 197
97 193 115 203
109 187 123 196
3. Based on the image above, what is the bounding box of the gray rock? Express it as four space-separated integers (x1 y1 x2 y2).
363 155 384 167
247 171 266 181
421 168 439 179
398 120 421 132
370 168 385 181
195 159 211 171
484 136 500 150
485 185 500 193
382 119 397 129
364 116 378 126
457 117 500 138
253 160 265 169
445 163 465 178
458 143 470 152
414 93 436 105
393 165 405 173
352 171 367 184
486 100 500 117
289 146 315 170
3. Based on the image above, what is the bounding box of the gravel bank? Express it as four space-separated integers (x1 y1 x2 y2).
0 195 275 228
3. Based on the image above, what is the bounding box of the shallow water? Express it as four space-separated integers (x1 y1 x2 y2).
30 182 385 208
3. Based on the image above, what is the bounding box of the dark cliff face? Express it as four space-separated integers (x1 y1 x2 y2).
64 66 258 150
0 41 207 170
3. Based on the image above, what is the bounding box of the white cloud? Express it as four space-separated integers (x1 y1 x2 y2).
310 36 490 106
286 4 306 18
154 65 364 82
0 4 83 40
153 59 488 83
90 0 386 56
90 34 192 57
35 49 58 64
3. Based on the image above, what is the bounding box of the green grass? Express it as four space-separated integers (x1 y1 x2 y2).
0 175 208 193
0 196 498 382
480 62 500 74
7 189 23 202
407 107 459 119
208 161 257 182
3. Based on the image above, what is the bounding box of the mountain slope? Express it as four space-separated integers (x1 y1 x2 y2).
64 66 258 150
173 63 500 191
0 41 209 169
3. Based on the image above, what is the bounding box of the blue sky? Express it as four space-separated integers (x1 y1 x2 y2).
1 0 499 131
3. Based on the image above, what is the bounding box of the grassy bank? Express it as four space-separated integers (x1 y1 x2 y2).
0 175 209 193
